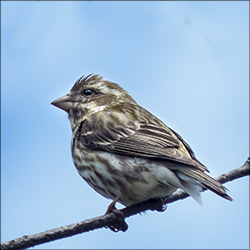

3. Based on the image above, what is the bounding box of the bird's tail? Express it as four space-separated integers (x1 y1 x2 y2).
177 168 233 202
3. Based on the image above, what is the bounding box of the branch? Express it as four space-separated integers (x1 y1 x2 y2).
1 157 249 250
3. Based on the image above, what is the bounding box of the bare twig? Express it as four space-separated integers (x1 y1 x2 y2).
1 157 249 250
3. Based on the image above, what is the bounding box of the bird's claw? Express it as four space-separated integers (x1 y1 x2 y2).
105 209 128 232
149 198 167 212
105 195 128 232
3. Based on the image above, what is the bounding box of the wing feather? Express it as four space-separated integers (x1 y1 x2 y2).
76 108 205 170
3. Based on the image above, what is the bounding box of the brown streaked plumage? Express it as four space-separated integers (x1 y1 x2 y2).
51 74 232 208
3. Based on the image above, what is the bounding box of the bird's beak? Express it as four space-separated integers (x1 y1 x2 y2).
51 95 74 113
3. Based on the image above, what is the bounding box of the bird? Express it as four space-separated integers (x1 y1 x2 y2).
51 74 232 211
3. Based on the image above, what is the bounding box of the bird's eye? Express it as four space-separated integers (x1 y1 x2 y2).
83 89 93 96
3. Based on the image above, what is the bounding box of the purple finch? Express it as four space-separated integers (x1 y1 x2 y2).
51 74 232 209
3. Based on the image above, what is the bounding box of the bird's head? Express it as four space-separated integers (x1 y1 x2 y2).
51 74 136 129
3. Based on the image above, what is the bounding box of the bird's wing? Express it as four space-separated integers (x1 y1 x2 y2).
76 108 206 171
76 108 233 202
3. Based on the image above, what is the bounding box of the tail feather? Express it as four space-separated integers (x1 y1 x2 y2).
177 168 233 202
177 173 203 205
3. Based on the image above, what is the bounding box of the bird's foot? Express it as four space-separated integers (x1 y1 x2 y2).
105 195 123 215
149 198 167 212
156 197 167 212
105 195 128 232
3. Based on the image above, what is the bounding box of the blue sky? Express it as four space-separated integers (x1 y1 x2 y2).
1 1 249 249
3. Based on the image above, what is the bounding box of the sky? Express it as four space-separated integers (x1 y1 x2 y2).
1 1 249 249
